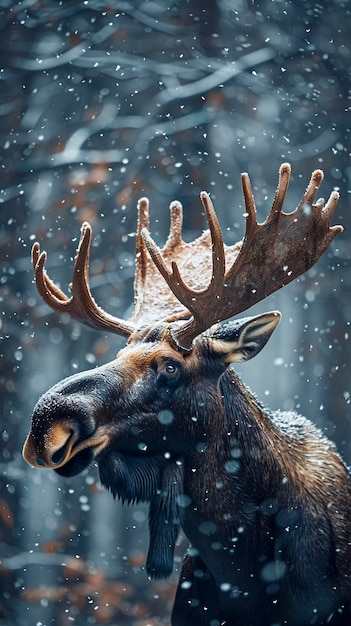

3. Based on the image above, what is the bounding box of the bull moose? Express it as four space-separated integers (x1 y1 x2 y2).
23 164 351 625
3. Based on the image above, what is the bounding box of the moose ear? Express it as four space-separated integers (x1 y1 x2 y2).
208 311 281 364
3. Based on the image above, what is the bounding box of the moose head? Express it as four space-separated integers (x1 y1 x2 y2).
23 164 351 626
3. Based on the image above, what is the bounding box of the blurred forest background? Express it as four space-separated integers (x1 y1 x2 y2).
1 1 350 625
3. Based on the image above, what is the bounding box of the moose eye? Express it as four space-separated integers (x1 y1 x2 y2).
163 362 178 376
156 361 180 383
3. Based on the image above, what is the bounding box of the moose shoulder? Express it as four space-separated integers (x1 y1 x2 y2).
23 164 351 626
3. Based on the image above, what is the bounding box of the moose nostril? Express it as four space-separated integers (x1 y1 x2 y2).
51 432 74 466
36 457 46 467
51 446 67 466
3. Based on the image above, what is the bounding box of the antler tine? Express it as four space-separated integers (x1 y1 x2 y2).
136 197 150 253
134 197 150 296
241 170 258 239
32 223 135 337
268 162 291 219
171 165 343 350
323 189 341 226
225 170 259 279
167 200 183 248
199 191 226 293
298 168 323 209
32 243 70 303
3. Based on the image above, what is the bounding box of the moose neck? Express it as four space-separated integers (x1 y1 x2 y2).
181 368 284 545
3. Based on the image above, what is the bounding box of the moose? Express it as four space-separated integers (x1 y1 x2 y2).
23 163 351 625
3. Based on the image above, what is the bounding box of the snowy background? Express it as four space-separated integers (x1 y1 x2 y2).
1 1 350 624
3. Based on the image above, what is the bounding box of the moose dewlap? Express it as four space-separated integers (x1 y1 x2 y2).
23 164 351 626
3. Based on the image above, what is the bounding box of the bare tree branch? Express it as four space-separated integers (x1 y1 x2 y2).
158 47 277 104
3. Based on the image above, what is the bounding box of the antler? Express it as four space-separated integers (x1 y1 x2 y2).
32 164 342 349
32 222 136 337
142 163 342 350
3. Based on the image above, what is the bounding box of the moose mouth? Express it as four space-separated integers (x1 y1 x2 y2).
53 429 111 476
